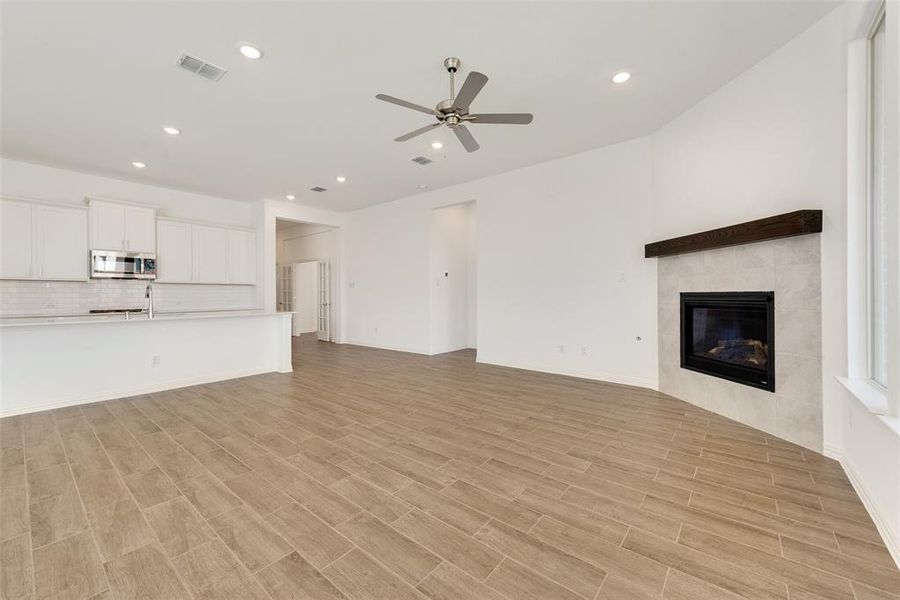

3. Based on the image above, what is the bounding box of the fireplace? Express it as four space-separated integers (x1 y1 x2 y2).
680 292 775 391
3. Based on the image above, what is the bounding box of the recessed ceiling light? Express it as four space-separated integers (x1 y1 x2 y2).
336 176 346 183
418 184 429 189
238 43 263 59
131 161 146 169
431 141 443 150
162 126 180 136
612 71 631 84
286 195 295 200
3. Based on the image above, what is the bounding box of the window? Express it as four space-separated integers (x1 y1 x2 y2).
867 6 887 388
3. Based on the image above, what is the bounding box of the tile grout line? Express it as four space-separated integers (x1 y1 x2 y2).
50 411 114 597
83 401 223 600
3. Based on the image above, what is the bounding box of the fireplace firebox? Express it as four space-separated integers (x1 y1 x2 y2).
680 292 775 392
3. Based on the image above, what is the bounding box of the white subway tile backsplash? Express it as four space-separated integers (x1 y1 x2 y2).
0 280 255 316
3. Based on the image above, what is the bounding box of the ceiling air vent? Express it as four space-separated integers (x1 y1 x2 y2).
175 53 227 82
411 156 433 165
310 186 327 192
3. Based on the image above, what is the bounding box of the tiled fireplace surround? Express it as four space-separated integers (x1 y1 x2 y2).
658 235 823 451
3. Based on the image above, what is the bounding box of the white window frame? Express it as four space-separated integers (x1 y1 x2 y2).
865 3 887 391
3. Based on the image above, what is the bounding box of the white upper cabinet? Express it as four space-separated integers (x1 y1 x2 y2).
0 199 34 278
155 219 193 283
34 204 88 280
89 199 156 252
158 220 256 285
89 201 126 251
228 229 256 284
192 225 229 284
124 206 156 252
1 198 88 281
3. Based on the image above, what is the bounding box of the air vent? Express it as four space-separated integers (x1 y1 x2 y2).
310 186 327 192
411 156 433 165
175 53 227 82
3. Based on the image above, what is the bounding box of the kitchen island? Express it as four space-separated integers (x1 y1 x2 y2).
0 310 293 416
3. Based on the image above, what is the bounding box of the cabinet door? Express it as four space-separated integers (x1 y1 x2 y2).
192 225 229 283
90 202 126 250
124 206 156 252
35 205 88 280
0 200 34 279
228 229 256 284
156 220 193 283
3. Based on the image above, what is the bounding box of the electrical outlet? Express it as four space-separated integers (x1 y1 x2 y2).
374 327 379 336
581 346 588 356
151 355 160 367
557 344 565 354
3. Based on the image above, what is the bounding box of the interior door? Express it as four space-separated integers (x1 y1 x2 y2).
317 260 330 341
292 262 318 336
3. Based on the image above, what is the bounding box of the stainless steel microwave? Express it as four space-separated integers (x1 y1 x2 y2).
90 250 156 280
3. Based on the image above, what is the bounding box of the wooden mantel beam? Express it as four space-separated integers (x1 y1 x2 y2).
644 210 822 258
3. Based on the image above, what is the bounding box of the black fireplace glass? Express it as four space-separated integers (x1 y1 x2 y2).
680 292 775 391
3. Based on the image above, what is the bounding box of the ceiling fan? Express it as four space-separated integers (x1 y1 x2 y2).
376 57 533 153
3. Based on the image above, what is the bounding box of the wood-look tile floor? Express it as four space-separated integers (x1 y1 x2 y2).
1 335 898 600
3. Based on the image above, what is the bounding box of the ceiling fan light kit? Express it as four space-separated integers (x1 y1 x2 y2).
376 57 533 152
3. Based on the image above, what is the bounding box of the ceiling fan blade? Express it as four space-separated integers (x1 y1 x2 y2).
453 71 488 111
468 113 533 125
376 94 436 116
394 121 442 142
453 124 480 152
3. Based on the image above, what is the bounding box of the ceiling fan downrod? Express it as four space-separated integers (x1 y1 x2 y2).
444 57 461 101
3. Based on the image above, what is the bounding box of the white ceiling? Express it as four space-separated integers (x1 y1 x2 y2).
1 1 837 211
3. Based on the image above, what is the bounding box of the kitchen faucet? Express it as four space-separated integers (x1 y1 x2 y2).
145 284 154 319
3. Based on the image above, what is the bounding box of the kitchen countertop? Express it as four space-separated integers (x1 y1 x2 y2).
0 309 292 328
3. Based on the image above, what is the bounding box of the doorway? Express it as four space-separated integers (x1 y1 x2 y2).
276 219 336 342
429 202 476 355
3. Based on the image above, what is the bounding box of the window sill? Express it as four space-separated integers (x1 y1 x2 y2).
837 376 900 436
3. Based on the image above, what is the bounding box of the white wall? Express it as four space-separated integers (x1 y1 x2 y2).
344 136 658 387
278 224 337 267
430 203 473 354
1 158 254 226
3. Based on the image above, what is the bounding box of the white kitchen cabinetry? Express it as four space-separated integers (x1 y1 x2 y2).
156 218 255 285
155 219 193 283
89 199 156 252
228 229 256 284
0 198 87 281
0 199 34 278
192 225 229 284
35 204 88 280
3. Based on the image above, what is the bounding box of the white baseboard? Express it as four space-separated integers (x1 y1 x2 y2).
0 366 285 418
823 442 843 460
474 354 657 390
430 345 471 355
832 448 900 568
338 339 428 355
